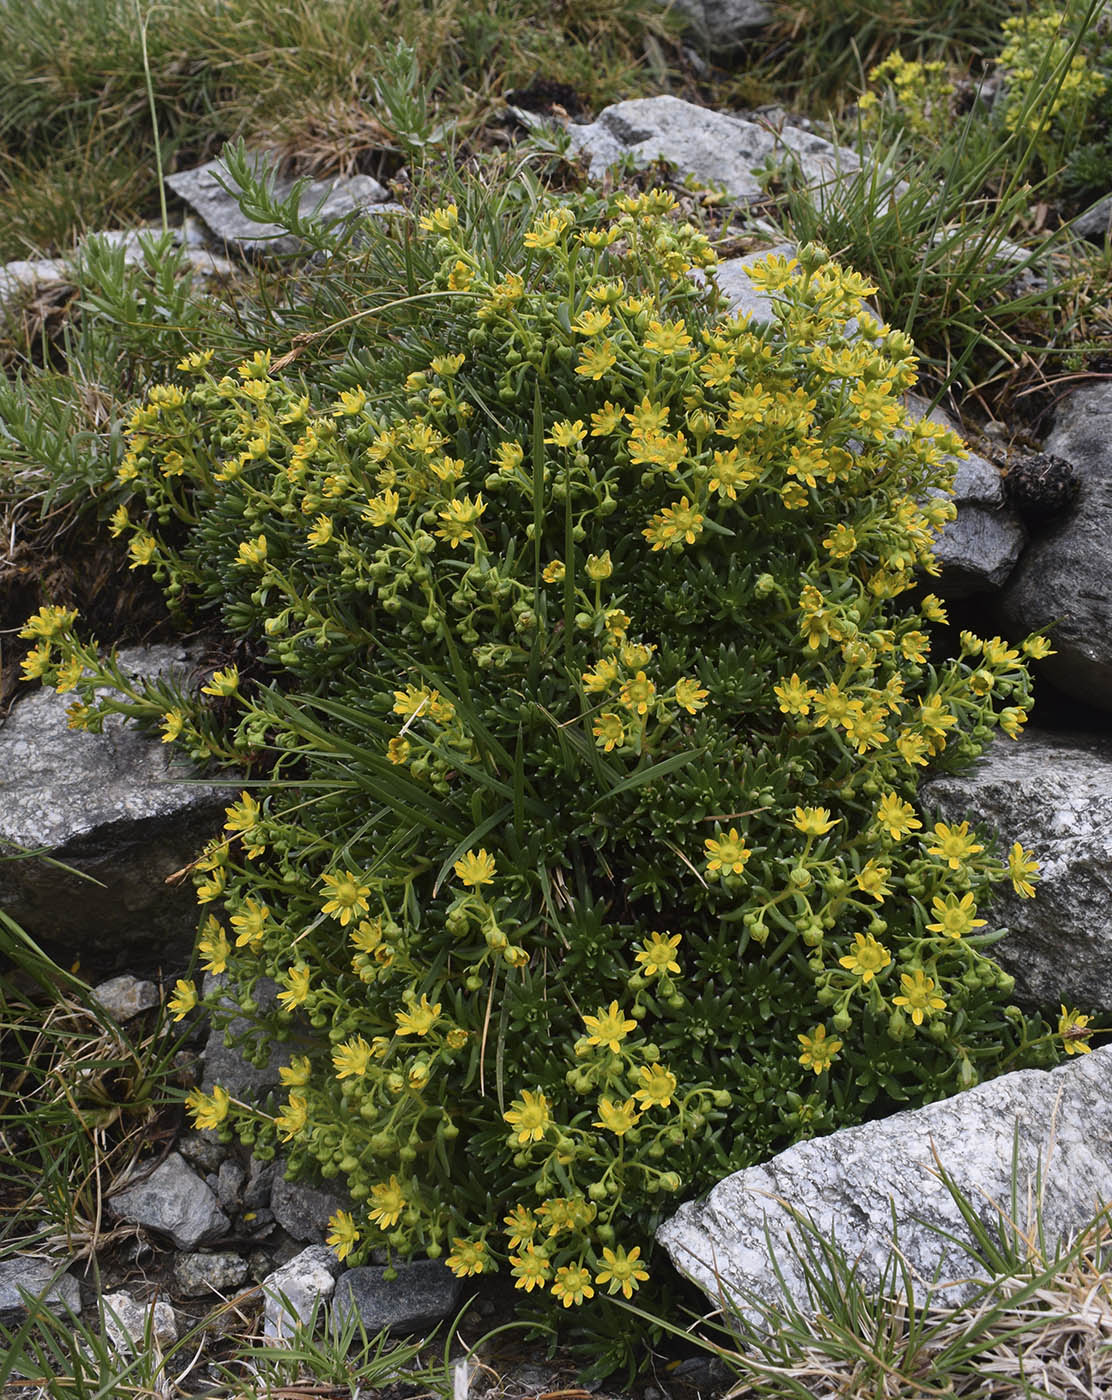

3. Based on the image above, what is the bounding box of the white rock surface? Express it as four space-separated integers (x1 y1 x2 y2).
566 96 859 202
102 1291 179 1354
664 0 772 46
0 1256 80 1322
658 1046 1112 1320
92 974 159 1021
263 1245 341 1340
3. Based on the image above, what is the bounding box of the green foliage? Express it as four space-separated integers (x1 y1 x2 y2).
25 186 1070 1337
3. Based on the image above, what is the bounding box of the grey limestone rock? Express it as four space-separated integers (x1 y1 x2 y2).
174 1251 250 1298
166 155 392 257
658 1046 1112 1320
201 974 290 1099
663 0 772 47
332 1259 463 1335
101 1291 179 1353
0 1256 80 1323
91 974 160 1022
108 1152 230 1250
922 729 1112 1011
1002 383 1112 710
905 396 1025 598
0 644 229 973
566 96 859 202
262 1244 341 1341
271 1165 352 1244
1074 192 1112 241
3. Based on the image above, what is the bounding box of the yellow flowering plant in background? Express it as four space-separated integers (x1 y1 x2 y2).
23 184 1070 1345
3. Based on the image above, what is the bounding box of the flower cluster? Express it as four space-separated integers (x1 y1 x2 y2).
23 188 1075 1318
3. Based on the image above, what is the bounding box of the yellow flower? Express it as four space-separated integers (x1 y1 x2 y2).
333 1035 374 1080
1022 635 1054 659
926 821 984 871
395 994 441 1037
201 665 239 697
798 1024 843 1074
582 1001 637 1052
642 497 704 551
523 207 573 249
875 793 922 840
594 1245 649 1299
1007 842 1039 898
855 859 892 902
545 419 586 448
504 1205 538 1248
387 737 410 765
436 494 486 549
510 1244 551 1292
793 806 838 837
279 1055 313 1087
277 964 312 1012
542 559 566 584
494 440 524 473
504 1090 551 1144
186 1085 230 1131
128 533 158 568
586 551 613 581
838 932 891 984
893 969 946 1026
230 898 269 949
454 849 496 887
419 204 458 232
235 535 268 567
635 931 682 977
576 340 617 380
774 674 814 716
644 320 693 355
551 1263 595 1307
198 918 231 976
674 677 709 714
582 657 620 692
327 1209 360 1262
1058 1005 1094 1055
369 1176 407 1229
593 712 625 752
591 402 624 436
446 1238 489 1277
619 671 656 716
363 489 400 526
275 1091 309 1142
926 892 987 939
704 828 751 876
20 644 52 681
593 1096 641 1136
168 978 198 1021
998 707 1028 739
320 870 371 926
635 1063 677 1109
307 514 333 547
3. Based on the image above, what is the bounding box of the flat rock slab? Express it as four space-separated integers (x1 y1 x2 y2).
0 645 230 973
263 1245 341 1340
166 155 392 256
664 0 773 46
0 1257 80 1322
566 96 859 201
108 1152 230 1250
1002 382 1112 710
923 729 1112 1011
332 1259 462 1335
658 1045 1112 1321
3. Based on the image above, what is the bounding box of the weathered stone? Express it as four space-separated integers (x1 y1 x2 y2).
0 644 230 973
212 1159 246 1213
663 0 772 48
332 1260 463 1335
166 154 392 257
271 1163 351 1244
1001 383 1112 709
566 96 859 202
1074 192 1112 241
101 1291 179 1353
658 1046 1112 1320
108 1152 230 1249
903 396 1025 597
174 1251 250 1298
922 729 1112 1011
177 1131 227 1175
704 242 797 321
0 1256 80 1322
201 974 290 1099
263 1244 341 1340
91 974 159 1022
